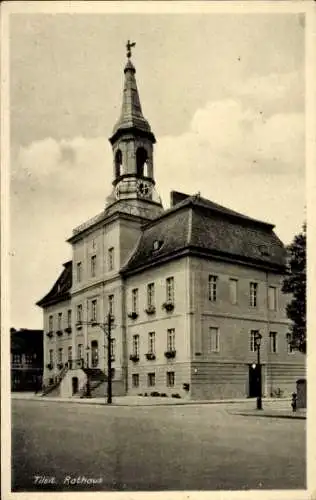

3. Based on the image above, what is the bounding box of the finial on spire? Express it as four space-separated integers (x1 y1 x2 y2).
126 40 136 59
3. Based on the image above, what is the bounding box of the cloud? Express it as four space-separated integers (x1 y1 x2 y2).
10 92 305 328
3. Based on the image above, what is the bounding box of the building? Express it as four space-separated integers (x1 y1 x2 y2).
11 328 43 392
37 47 305 400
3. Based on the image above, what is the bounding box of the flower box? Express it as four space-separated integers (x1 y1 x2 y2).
145 306 156 315
64 327 72 334
76 323 82 330
162 301 174 312
57 363 64 370
46 331 53 338
164 350 176 359
146 352 156 361
90 320 98 326
128 311 138 320
46 363 53 370
56 330 63 337
129 354 139 362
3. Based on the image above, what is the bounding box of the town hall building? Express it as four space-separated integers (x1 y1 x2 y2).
37 44 305 400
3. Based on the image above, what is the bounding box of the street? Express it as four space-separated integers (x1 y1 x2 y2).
11 400 306 491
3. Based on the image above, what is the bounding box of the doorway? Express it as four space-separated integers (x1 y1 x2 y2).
72 377 79 395
248 364 261 397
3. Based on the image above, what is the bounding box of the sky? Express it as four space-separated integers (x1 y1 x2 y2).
9 10 306 329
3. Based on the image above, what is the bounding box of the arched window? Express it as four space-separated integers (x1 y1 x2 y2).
136 147 148 177
115 149 122 178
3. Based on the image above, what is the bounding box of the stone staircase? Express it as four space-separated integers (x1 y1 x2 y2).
41 364 69 397
77 368 107 398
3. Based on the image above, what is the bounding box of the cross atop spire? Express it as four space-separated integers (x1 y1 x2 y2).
126 40 136 59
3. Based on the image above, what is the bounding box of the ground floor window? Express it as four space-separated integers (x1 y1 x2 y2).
147 372 155 387
166 371 175 387
132 374 139 388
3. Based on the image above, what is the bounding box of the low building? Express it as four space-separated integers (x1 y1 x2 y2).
11 328 43 392
36 48 305 400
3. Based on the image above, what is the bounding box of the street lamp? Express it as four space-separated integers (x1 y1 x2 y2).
85 345 91 397
254 332 262 410
77 313 115 404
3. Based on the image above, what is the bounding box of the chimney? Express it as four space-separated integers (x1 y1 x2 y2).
170 190 191 207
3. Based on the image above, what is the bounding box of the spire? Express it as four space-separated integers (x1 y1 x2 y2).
110 41 155 144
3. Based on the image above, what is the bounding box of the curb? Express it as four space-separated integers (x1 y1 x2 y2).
230 411 306 420
12 395 291 408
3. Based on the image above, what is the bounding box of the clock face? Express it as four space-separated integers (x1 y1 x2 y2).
136 180 152 199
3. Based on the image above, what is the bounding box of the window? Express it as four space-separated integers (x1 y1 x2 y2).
166 371 175 387
133 335 140 356
111 338 116 360
77 344 83 359
108 294 114 317
108 247 114 271
58 348 63 363
76 304 83 323
229 279 238 304
250 330 259 352
91 299 98 322
12 353 21 364
48 315 53 332
49 349 54 364
132 288 139 313
166 277 174 302
115 149 122 178
167 328 175 351
91 255 97 277
208 275 217 302
25 354 33 365
67 309 72 328
132 374 139 388
268 286 277 311
77 262 82 282
269 332 278 353
68 346 72 361
91 340 98 367
148 332 155 354
57 312 62 331
147 372 155 387
286 333 294 354
250 282 258 307
209 327 219 352
147 283 155 307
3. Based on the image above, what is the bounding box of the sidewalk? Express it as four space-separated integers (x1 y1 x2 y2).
11 392 302 415
228 399 306 420
11 392 253 406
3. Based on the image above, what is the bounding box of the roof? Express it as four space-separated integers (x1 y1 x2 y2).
122 194 286 274
36 261 72 308
110 58 155 144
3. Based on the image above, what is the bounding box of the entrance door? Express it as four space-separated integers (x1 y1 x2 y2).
248 364 261 397
72 377 79 395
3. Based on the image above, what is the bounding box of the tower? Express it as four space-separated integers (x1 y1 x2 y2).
105 41 163 220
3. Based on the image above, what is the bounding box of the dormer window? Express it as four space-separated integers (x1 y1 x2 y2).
259 245 270 257
153 240 163 252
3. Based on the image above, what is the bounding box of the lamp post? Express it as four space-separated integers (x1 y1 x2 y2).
77 313 114 404
254 332 262 410
85 345 91 397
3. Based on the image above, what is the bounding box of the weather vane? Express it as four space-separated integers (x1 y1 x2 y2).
126 40 136 58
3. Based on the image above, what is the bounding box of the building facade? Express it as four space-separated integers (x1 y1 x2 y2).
37 49 305 399
11 328 43 392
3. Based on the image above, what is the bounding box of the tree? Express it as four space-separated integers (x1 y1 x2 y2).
282 223 306 353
